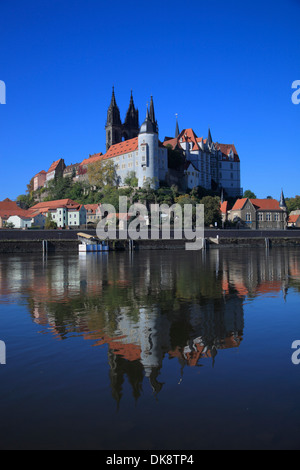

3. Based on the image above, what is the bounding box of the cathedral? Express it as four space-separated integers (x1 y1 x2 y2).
105 87 140 150
80 88 242 196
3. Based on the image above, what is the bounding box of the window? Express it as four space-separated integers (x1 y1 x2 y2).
274 213 279 221
266 213 271 221
246 213 251 222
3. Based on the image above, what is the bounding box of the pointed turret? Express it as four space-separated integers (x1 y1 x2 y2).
149 96 158 133
105 87 122 150
280 189 287 209
221 188 224 204
123 90 139 140
106 86 122 127
139 99 158 134
175 114 180 138
207 127 213 146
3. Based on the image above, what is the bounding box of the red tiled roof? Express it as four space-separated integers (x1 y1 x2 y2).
0 208 33 219
215 143 240 162
288 215 300 223
84 204 101 214
29 199 79 213
220 201 228 214
231 198 282 212
47 159 63 174
81 138 139 167
251 199 281 211
162 137 178 150
231 198 247 211
34 170 46 178
0 199 32 219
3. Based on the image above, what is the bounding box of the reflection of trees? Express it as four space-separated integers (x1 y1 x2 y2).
0 247 299 404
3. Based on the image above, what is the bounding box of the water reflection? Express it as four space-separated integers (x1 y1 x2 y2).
0 247 299 404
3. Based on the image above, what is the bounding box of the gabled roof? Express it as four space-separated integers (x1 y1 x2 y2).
47 159 63 174
29 199 79 213
231 198 282 212
84 204 101 214
184 160 199 172
220 201 228 214
251 199 281 211
178 128 201 151
215 143 240 162
288 215 300 224
34 170 46 178
231 198 248 211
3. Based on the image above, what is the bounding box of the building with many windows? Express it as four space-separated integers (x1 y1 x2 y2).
29 199 87 228
228 192 287 229
163 127 242 197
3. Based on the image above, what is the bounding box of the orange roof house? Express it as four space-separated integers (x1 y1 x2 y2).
46 158 66 182
288 214 300 227
229 196 287 230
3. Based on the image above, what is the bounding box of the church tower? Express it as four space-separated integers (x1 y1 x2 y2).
105 87 122 151
122 91 139 141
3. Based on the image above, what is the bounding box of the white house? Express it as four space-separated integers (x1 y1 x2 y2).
29 199 87 229
6 215 33 229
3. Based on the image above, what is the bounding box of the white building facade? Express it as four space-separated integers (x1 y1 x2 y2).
80 98 168 190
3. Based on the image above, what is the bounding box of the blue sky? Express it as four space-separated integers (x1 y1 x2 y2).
0 0 299 200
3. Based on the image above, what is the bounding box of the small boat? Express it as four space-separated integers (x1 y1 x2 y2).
77 233 109 252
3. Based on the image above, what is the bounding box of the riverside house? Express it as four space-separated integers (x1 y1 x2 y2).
29 199 87 228
228 193 287 230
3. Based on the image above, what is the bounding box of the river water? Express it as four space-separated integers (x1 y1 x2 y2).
0 247 300 450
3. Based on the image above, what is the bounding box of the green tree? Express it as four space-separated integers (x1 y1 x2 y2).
87 160 118 189
286 196 300 214
200 196 222 227
16 193 35 209
124 171 138 188
243 189 257 199
5 222 15 229
45 213 57 229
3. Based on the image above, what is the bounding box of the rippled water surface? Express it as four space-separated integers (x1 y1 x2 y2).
0 247 300 450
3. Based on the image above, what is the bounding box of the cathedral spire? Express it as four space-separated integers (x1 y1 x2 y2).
149 96 158 132
106 86 122 126
175 114 180 138
105 87 122 150
124 90 139 130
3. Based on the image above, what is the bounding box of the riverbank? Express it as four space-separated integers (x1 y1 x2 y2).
0 236 300 253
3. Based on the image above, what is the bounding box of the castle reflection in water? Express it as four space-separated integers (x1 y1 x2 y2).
0 247 299 403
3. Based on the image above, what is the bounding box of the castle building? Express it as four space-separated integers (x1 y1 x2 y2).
81 93 168 189
163 127 242 197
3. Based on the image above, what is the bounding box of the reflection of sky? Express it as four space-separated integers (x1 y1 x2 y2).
0 248 300 449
